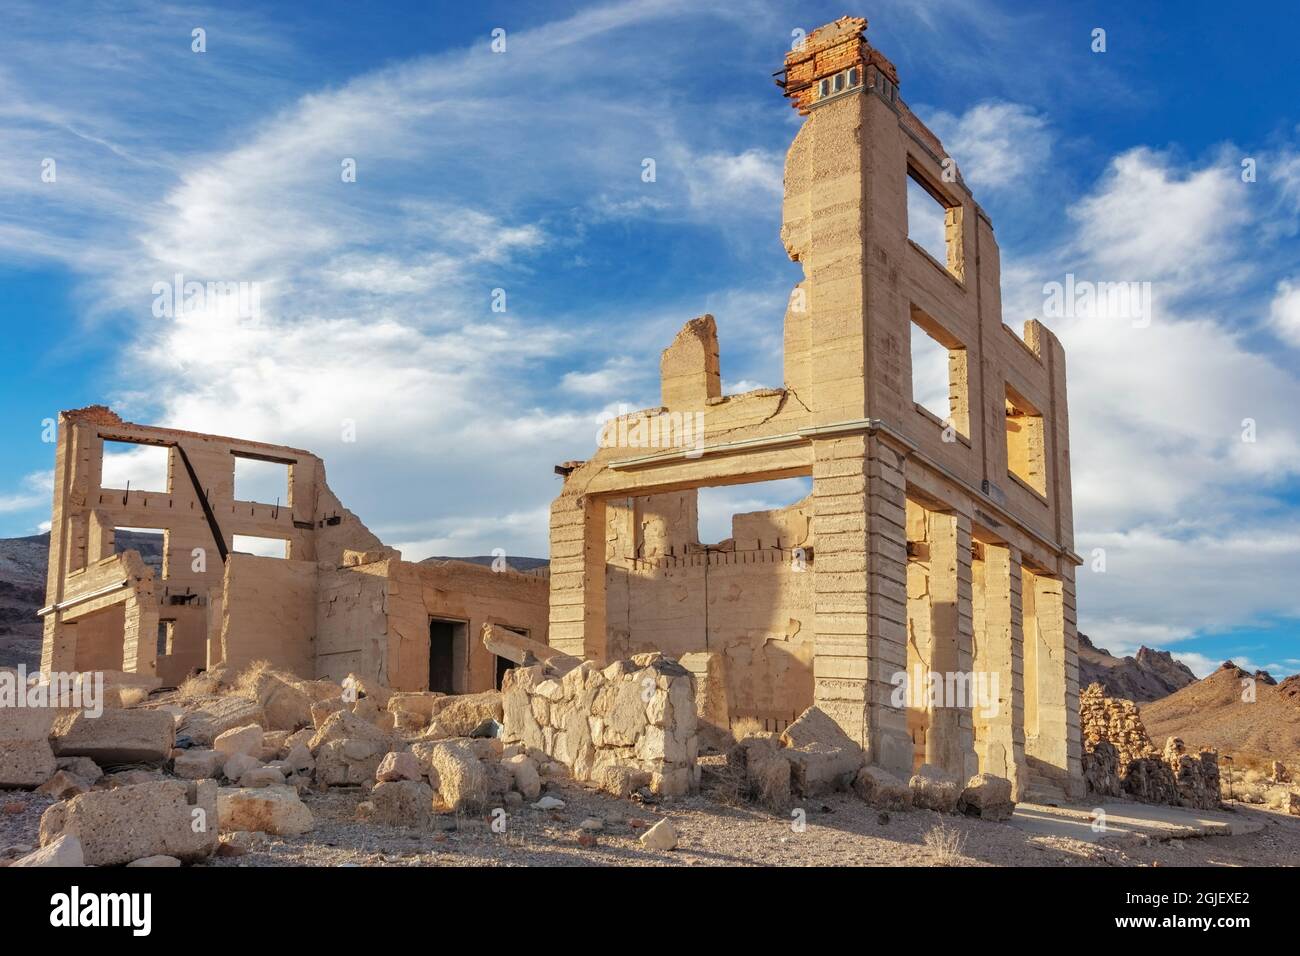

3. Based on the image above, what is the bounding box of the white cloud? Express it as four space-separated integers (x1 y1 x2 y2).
925 101 1051 192
1269 278 1300 347
0 472 53 514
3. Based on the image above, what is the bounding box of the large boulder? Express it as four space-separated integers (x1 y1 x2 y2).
50 708 175 765
957 773 1015 821
38 780 218 866
0 706 58 787
376 751 423 783
909 764 962 813
854 765 913 811
778 706 864 797
218 785 314 836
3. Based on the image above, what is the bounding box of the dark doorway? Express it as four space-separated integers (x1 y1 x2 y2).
429 618 465 694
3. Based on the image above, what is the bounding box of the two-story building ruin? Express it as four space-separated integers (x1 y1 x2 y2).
547 17 1084 800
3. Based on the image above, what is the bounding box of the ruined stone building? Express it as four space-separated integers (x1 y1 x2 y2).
38 407 548 693
36 15 1084 803
548 17 1084 800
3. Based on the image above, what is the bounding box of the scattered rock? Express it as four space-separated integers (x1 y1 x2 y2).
218 784 314 836
127 854 182 867
10 833 84 868
854 765 913 811
909 764 962 813
638 817 678 850
957 773 1015 821
531 795 565 810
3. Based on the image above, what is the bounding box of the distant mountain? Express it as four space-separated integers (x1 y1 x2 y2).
1142 661 1300 765
1077 632 1197 703
419 555 550 572
0 530 165 669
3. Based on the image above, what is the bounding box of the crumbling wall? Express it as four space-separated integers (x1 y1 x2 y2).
220 554 318 676
501 652 699 798
604 494 815 730
1080 683 1219 809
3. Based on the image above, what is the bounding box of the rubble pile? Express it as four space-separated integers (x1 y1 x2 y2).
1079 683 1219 810
724 705 1016 821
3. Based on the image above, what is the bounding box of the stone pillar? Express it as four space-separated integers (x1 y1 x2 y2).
972 542 1028 798
1026 572 1071 777
121 594 159 675
922 509 977 780
811 431 911 774
548 494 607 662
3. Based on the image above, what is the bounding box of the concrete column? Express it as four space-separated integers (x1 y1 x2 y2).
548 494 607 662
972 542 1029 798
121 594 159 675
922 509 977 780
1026 570 1081 793
811 432 911 774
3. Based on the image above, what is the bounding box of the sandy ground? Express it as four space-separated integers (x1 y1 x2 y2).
5 778 1298 867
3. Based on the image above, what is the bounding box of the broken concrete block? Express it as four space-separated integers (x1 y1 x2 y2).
309 708 392 750
214 723 264 757
11 833 84 868
316 739 387 786
37 770 93 801
283 743 314 775
427 741 489 812
127 854 182 867
238 766 286 789
173 748 225 780
179 695 265 746
387 692 445 720
639 817 678 850
909 764 962 814
218 785 314 836
250 670 314 731
426 691 504 739
56 756 103 783
51 708 175 765
778 706 864 797
957 774 1015 821
39 780 218 866
370 780 435 827
311 697 348 730
854 765 913 811
376 751 423 783
504 753 541 800
222 752 260 783
593 764 646 799
0 706 58 788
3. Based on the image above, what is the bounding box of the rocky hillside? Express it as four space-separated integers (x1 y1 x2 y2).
1077 632 1197 702
1142 662 1300 767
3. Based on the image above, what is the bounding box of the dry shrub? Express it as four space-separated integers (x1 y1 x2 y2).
230 659 273 699
922 821 967 866
728 717 768 743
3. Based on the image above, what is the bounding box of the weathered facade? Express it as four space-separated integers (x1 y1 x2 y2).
549 17 1084 799
39 406 547 693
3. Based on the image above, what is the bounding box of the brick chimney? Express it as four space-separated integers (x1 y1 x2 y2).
776 15 900 115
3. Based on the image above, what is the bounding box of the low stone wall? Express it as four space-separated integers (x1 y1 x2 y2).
1080 683 1219 810
501 652 699 798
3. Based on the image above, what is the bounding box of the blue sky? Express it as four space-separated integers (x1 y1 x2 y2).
1 0 1297 677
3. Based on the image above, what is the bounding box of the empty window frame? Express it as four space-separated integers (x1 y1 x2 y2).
100 440 170 493
1005 384 1047 496
231 534 290 559
910 307 969 438
233 453 292 507
906 165 963 280
157 620 176 657
114 526 168 579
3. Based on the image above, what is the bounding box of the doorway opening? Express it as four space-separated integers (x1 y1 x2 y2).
428 617 467 694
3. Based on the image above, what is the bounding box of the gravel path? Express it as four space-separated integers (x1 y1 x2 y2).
5 782 1298 867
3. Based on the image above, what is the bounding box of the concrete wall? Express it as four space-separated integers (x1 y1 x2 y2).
220 554 318 676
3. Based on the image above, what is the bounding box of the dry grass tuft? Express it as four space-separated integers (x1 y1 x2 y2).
922 821 967 866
